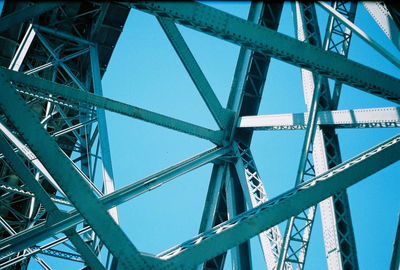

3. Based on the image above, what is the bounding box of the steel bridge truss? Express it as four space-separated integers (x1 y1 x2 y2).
0 1 398 270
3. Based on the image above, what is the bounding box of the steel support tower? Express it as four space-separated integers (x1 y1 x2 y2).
0 1 398 270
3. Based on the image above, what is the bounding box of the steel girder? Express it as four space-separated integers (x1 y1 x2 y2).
158 134 400 268
0 146 229 259
0 3 62 33
0 1 398 270
0 76 154 269
363 2 400 51
196 2 284 269
1 67 224 145
238 107 400 130
0 2 135 269
278 3 359 269
131 2 400 104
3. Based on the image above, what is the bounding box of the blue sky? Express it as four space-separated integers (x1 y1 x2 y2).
101 2 399 269
2 1 398 269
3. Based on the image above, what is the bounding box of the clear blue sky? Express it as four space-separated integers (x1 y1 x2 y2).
3 1 398 269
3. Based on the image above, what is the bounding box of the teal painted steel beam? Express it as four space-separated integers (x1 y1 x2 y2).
131 2 400 104
0 67 224 145
0 134 105 270
225 166 252 270
158 18 232 130
232 142 284 270
0 75 151 269
157 134 400 268
227 2 284 146
198 164 229 269
90 45 119 223
0 3 63 33
0 146 229 260
391 214 400 270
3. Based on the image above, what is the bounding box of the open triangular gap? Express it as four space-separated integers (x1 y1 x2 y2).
348 3 400 76
177 21 244 111
276 2 296 38
258 58 307 115
105 109 213 190
223 250 232 270
338 83 399 110
338 128 399 269
102 9 219 131
337 127 398 162
348 162 399 269
339 121 399 269
119 163 213 255
250 129 305 199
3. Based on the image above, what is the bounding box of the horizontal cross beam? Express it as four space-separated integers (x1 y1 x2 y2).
238 107 400 130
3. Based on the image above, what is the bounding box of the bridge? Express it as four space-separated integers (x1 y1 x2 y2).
0 2 399 269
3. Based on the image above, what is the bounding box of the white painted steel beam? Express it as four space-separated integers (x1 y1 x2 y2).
158 134 400 268
0 67 223 145
317 2 400 69
363 2 400 51
291 3 359 269
232 143 284 270
238 107 400 130
8 24 36 71
130 2 400 104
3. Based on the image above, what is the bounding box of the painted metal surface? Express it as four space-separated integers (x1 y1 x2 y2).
238 107 400 130
158 134 400 268
131 2 400 104
0 2 398 269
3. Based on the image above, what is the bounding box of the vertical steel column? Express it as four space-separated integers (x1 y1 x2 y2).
391 214 400 270
232 143 285 270
198 164 229 270
89 45 119 223
225 166 252 269
227 2 284 270
288 2 358 270
277 71 323 269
